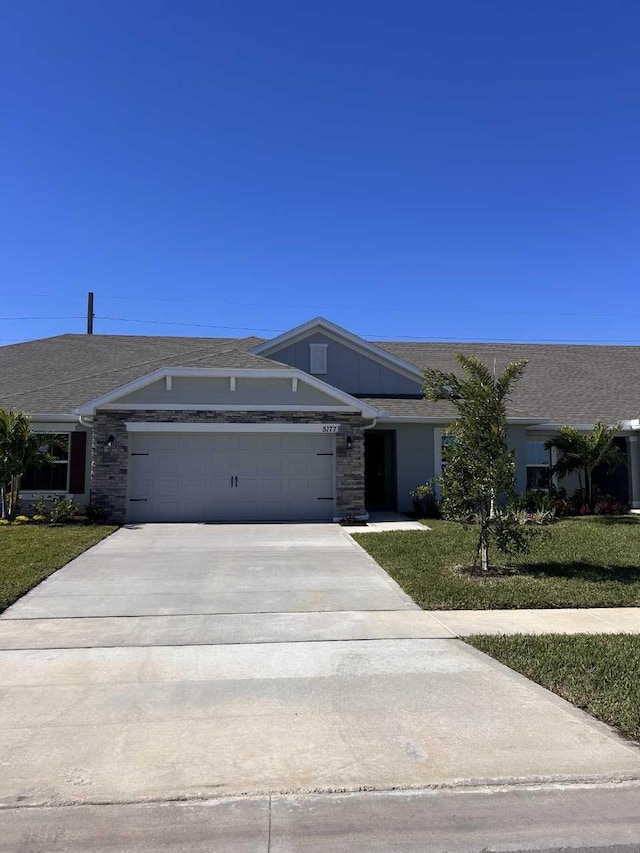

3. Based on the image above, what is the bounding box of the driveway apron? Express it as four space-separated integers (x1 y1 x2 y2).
1 523 640 807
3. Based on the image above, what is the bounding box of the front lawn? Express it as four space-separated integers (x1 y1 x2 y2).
354 517 640 609
0 525 116 613
469 634 640 742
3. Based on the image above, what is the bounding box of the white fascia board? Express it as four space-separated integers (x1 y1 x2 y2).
30 422 84 433
525 421 627 433
126 422 343 434
102 403 357 412
75 366 380 418
251 316 424 381
28 413 82 422
375 415 549 425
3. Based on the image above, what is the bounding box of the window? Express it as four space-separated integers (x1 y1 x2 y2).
526 441 551 490
309 343 328 375
21 434 70 492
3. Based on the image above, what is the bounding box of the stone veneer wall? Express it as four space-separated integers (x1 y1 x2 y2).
92 410 372 524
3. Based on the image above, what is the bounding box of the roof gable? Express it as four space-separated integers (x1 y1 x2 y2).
251 317 424 383
75 366 380 417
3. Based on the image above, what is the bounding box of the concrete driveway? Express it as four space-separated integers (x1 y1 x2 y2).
1 523 640 811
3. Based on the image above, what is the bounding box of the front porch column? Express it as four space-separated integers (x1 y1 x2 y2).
628 436 640 510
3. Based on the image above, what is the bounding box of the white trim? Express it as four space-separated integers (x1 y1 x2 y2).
125 422 343 434
230 376 236 392
292 377 298 393
74 366 380 418
165 376 172 391
31 421 85 433
309 342 328 375
21 491 72 498
102 403 357 412
375 415 548 425
251 316 424 382
26 413 83 423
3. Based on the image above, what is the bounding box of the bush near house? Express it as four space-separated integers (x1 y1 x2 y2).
355 516 640 610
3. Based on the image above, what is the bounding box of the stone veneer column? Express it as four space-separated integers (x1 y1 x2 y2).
91 412 130 524
91 410 371 523
335 424 367 518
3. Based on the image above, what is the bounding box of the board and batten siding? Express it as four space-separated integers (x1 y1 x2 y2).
115 376 342 407
266 332 422 396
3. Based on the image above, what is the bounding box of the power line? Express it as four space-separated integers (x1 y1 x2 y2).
21 292 637 320
97 316 284 334
0 316 85 321
3 310 640 347
95 316 640 345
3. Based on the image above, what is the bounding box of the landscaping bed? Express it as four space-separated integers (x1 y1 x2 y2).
468 633 640 742
354 517 640 609
0 525 116 613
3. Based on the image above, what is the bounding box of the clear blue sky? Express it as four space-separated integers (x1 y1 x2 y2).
2 0 639 345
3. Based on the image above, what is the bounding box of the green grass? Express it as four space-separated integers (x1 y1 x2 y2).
0 525 116 613
354 517 640 609
468 634 640 742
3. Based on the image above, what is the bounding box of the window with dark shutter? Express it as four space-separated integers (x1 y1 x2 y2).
69 432 87 494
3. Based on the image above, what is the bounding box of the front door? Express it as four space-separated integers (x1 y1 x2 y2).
364 431 397 512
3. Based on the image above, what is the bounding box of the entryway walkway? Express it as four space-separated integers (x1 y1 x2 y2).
429 606 640 636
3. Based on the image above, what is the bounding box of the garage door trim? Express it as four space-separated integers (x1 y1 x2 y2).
125 422 342 434
126 428 337 523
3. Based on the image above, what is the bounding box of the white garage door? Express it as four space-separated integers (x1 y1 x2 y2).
127 431 336 523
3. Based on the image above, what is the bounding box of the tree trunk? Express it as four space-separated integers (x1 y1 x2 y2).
586 466 593 511
478 504 490 572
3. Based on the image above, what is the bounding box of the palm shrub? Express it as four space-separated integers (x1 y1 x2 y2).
545 423 625 511
0 409 55 521
423 355 531 571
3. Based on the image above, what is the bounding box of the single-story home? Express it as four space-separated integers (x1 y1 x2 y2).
1 316 639 522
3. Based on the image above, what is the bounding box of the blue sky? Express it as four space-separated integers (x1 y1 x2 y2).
2 0 639 345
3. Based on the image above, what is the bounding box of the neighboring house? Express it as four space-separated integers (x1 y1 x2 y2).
0 316 639 522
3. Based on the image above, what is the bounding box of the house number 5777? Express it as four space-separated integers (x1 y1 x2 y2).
322 425 339 433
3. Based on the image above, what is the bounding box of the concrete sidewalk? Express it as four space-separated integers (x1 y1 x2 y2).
2 524 640 812
429 606 640 636
2 782 640 852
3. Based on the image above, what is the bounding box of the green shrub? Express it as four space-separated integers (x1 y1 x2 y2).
32 496 80 523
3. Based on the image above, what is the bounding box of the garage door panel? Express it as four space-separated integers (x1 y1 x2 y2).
128 430 336 522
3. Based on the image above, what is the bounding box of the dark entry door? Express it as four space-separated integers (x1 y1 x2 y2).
593 437 629 504
365 431 397 511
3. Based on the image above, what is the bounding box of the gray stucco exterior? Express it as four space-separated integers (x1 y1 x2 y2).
390 423 436 513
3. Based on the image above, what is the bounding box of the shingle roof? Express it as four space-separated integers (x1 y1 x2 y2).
0 334 287 412
1 332 639 424
372 341 640 423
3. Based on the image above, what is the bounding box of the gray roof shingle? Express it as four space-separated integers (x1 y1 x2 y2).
1 332 638 424
0 334 288 412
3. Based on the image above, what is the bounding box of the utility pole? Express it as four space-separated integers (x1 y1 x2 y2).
87 291 94 335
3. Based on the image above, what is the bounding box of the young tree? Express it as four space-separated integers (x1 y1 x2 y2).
545 422 624 510
423 355 528 571
0 409 54 521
